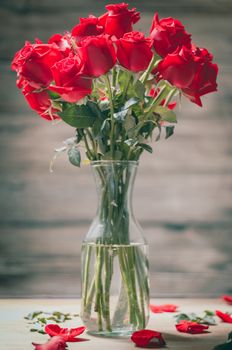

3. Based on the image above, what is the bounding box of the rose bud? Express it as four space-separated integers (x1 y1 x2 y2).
158 45 218 106
22 84 60 121
77 35 116 77
11 41 62 89
150 13 191 57
99 2 140 39
117 31 153 72
71 16 104 41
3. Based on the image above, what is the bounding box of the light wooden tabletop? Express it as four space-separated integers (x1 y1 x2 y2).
0 299 231 350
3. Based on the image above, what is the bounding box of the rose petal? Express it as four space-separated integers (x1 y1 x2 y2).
45 324 86 342
131 329 166 348
150 304 178 313
222 295 232 305
216 310 232 323
176 320 209 334
32 335 67 350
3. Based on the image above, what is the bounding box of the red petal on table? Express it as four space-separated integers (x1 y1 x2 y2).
222 295 232 305
216 310 232 323
131 329 166 348
176 320 209 334
45 324 86 342
32 335 67 350
150 304 178 313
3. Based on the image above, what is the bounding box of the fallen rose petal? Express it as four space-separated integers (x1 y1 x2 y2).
222 295 232 305
150 304 178 313
32 335 67 350
176 320 209 334
216 310 232 323
131 329 166 348
45 324 86 342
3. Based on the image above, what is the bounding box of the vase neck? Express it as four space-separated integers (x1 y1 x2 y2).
91 161 138 244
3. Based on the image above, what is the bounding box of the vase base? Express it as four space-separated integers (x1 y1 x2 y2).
87 329 133 338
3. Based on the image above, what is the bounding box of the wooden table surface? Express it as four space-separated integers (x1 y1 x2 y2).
0 299 231 350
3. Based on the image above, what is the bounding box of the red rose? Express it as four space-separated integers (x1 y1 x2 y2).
183 46 218 106
12 41 62 89
71 16 104 40
22 84 60 121
150 13 191 57
77 35 116 77
49 54 92 102
158 45 218 106
117 31 153 72
48 33 72 56
176 320 209 334
99 2 140 39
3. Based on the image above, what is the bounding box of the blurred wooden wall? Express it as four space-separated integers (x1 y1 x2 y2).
0 0 232 297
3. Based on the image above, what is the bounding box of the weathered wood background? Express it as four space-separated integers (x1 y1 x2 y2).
0 0 231 297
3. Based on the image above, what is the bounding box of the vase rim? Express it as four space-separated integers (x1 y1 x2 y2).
90 160 139 166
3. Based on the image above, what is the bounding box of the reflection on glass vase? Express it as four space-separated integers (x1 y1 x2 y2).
81 161 149 337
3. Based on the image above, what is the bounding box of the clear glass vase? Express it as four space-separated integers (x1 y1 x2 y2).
81 160 149 337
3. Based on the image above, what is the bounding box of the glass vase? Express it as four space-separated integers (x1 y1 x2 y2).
81 160 149 337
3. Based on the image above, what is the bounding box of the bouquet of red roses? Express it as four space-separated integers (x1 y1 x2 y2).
11 2 218 166
11 3 219 336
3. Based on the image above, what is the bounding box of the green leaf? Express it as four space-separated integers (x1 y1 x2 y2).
124 114 136 132
68 145 81 167
87 101 103 119
204 310 215 316
47 90 61 99
174 313 191 323
154 106 177 123
138 143 153 153
165 126 175 139
118 69 132 89
134 80 145 99
59 104 95 128
201 315 216 325
92 118 103 139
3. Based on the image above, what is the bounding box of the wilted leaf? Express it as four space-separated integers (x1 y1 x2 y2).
123 97 140 110
68 145 81 167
